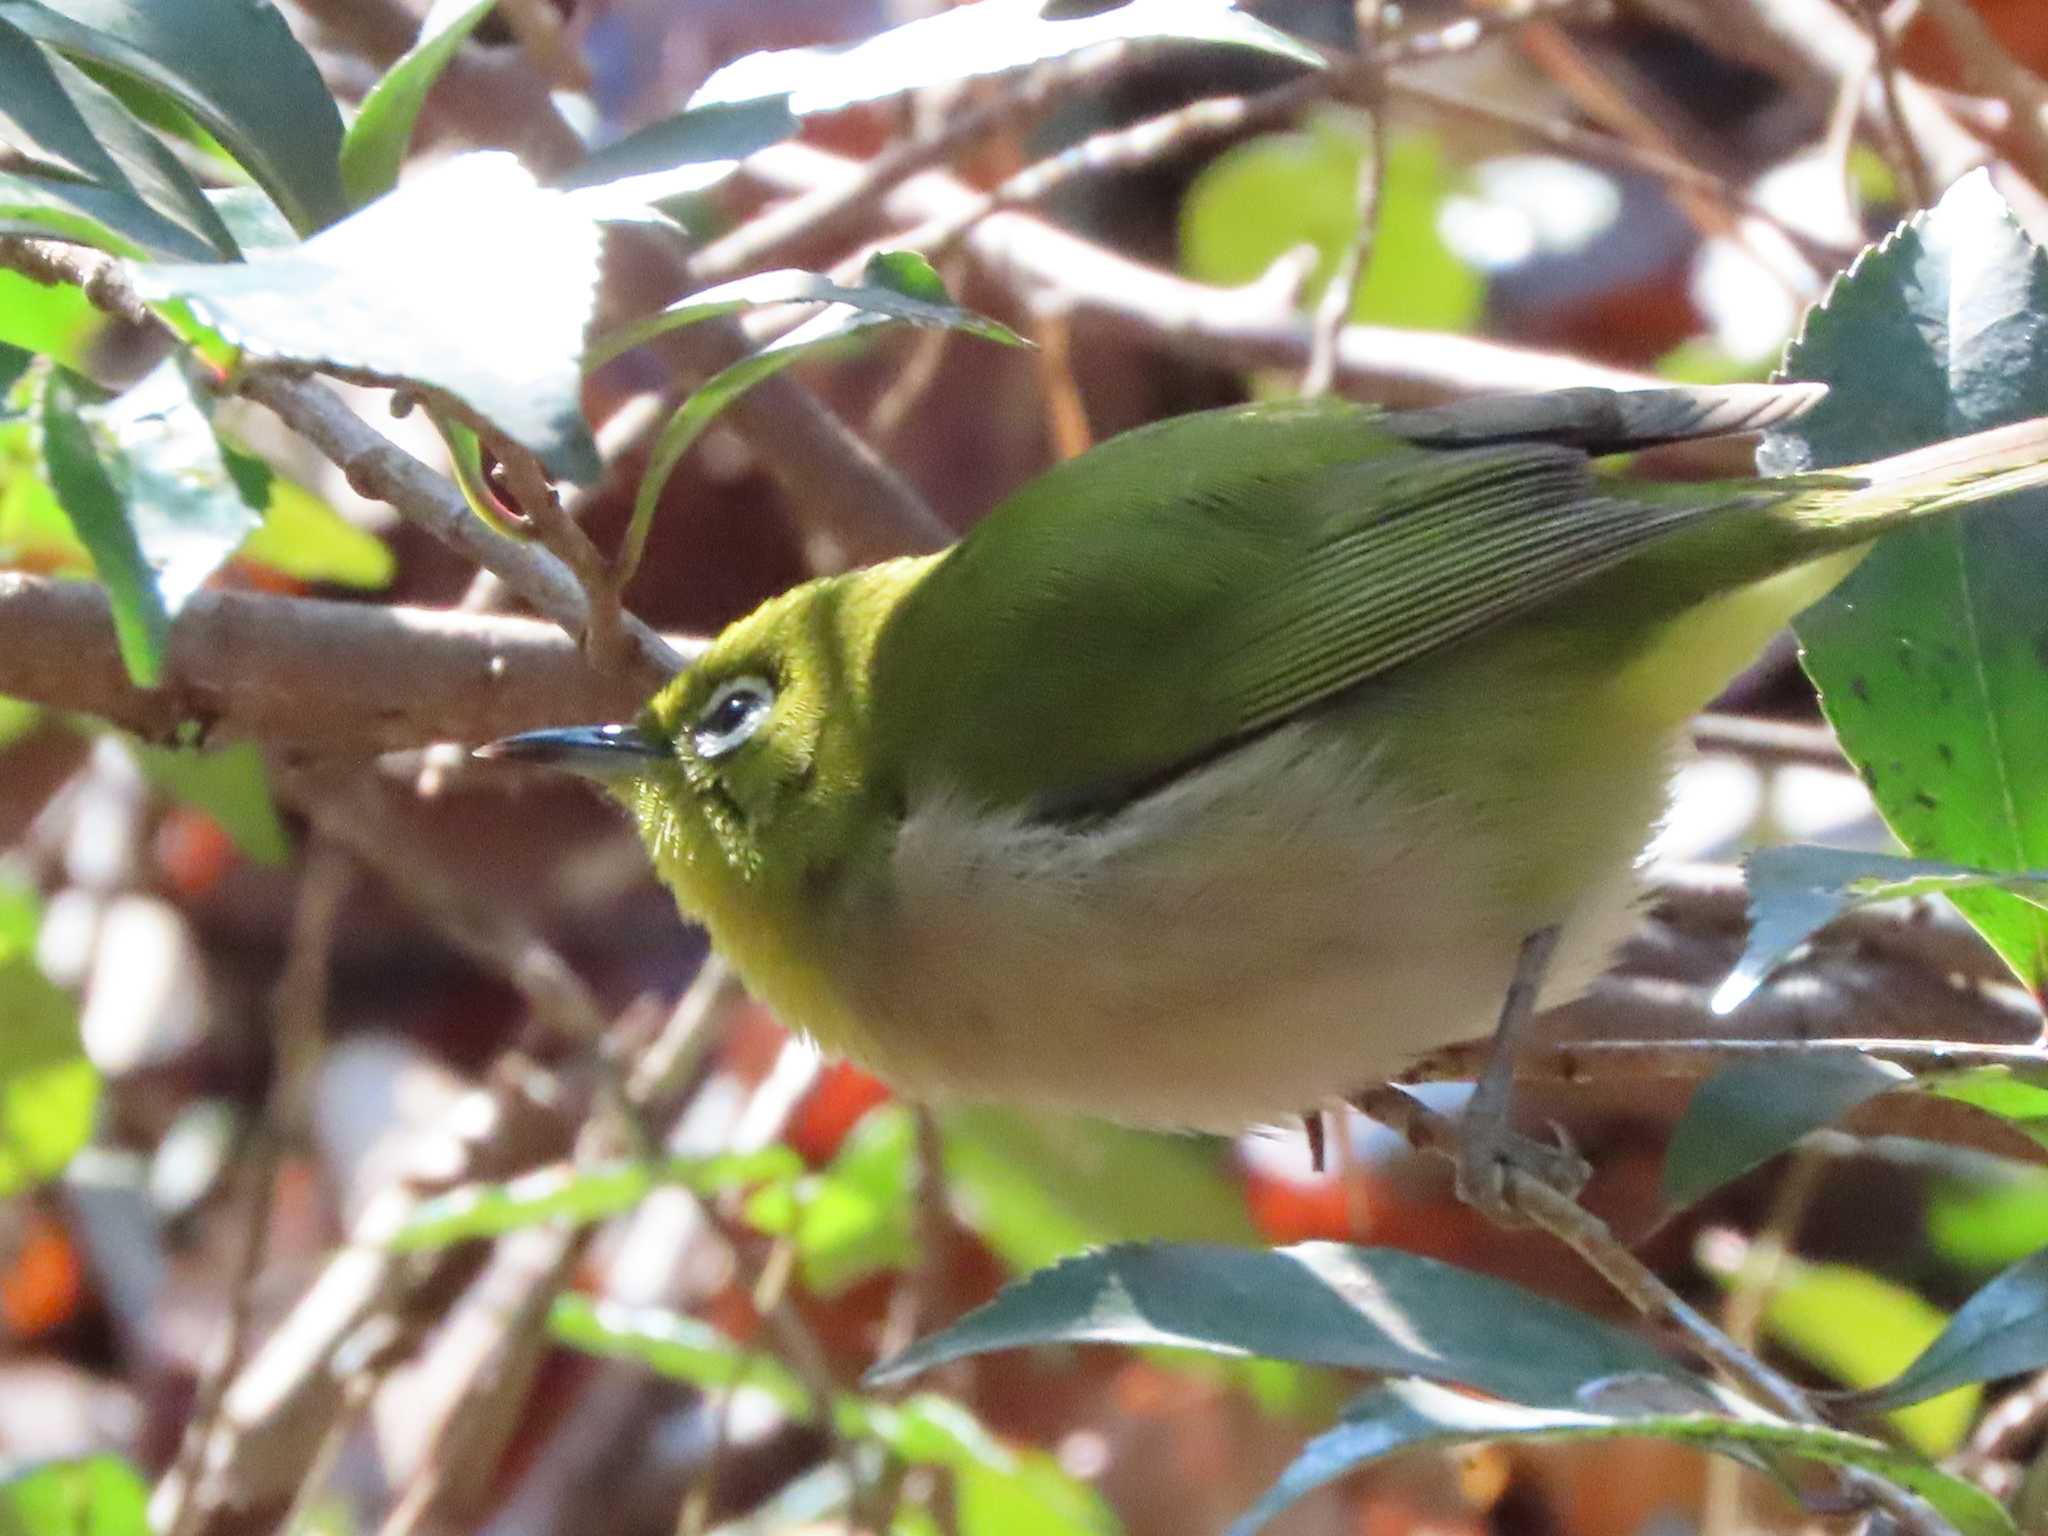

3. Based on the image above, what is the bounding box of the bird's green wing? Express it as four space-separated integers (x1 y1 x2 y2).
872 391 1795 812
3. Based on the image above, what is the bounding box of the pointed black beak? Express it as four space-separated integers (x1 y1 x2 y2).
474 723 665 780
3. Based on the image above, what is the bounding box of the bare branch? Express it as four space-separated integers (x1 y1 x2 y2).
0 575 696 750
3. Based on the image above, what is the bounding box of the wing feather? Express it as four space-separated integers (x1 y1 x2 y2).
872 396 1777 811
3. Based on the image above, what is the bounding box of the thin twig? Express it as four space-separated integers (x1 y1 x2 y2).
1856 0 1937 204
1304 1 1390 399
1352 1088 1962 1536
1914 0 2048 172
1405 1035 2048 1086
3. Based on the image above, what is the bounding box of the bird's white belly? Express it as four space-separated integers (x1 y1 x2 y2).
829 722 1651 1129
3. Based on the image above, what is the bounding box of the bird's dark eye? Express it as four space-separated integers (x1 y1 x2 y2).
691 676 774 759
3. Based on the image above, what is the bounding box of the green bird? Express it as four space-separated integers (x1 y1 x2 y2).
486 385 2048 1204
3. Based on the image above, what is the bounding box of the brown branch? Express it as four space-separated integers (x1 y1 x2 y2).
1856 0 1937 205
746 142 1661 402
1303 1 1390 398
0 574 698 751
1915 0 2048 174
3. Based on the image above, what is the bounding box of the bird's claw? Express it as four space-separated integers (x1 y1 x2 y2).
1454 1118 1591 1227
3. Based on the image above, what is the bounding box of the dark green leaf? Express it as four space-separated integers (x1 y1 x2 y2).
229 467 394 589
692 0 1322 116
0 1455 148 1536
553 96 798 203
339 0 498 207
1229 1378 2013 1536
135 152 603 479
40 47 236 256
1848 1248 2048 1412
0 0 347 233
1180 116 1484 336
1662 1054 1909 1209
871 1241 1690 1408
550 1294 814 1416
0 343 29 401
127 739 288 865
39 366 166 683
0 880 96 1198
394 1145 801 1249
0 165 214 258
1766 170 2048 990
1712 845 2048 1014
0 15 121 179
620 255 1023 572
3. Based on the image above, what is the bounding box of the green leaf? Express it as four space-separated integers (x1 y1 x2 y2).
39 367 166 683
622 253 1024 573
126 738 288 865
135 152 603 480
1228 1378 2014 1536
0 269 102 369
1848 1247 2048 1412
0 343 28 403
0 1455 148 1536
1765 170 2048 992
554 97 800 205
1663 1053 1909 1209
1711 845 2048 1015
0 696 39 748
1180 115 1484 337
1696 1247 1977 1456
203 186 296 253
1929 1067 2048 1129
872 1241 1692 1409
848 1397 1120 1536
339 0 498 207
744 1104 917 1295
940 1108 1255 1273
692 0 1321 116
0 0 348 234
0 15 123 179
38 46 236 256
588 257 1026 370
1928 1169 2048 1269
393 1146 802 1249
0 880 97 1198
0 165 213 258
229 469 393 589
550 1294 815 1417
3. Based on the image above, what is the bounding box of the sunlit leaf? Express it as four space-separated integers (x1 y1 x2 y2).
550 1294 814 1417
1229 1378 2012 1536
623 252 1023 574
0 270 102 370
873 1241 1691 1409
554 96 799 209
0 880 96 1198
1711 845 2048 1015
1180 115 1484 337
744 1104 917 1295
339 0 498 207
1848 1247 2048 1412
229 470 393 589
1928 1168 2048 1270
1764 170 2048 990
136 152 603 480
0 696 39 748
1696 1246 1976 1456
692 0 1321 116
394 1145 802 1249
0 1454 148 1536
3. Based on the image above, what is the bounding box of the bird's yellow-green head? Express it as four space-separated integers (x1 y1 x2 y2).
487 558 933 1004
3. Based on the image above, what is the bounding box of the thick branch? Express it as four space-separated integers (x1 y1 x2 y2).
0 574 699 750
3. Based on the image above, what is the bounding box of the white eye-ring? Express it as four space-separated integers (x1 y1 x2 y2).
691 676 775 759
